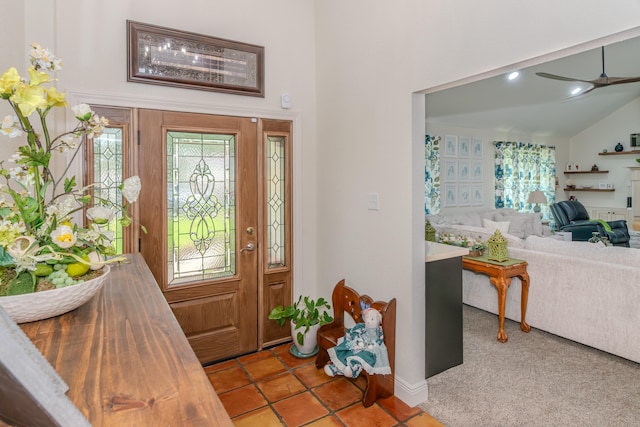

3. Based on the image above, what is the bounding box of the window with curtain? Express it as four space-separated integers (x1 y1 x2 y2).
494 141 556 218
425 134 441 214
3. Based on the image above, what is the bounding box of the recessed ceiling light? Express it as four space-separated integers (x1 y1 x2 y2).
507 71 520 81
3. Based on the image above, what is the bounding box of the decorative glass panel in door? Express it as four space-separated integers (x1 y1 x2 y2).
87 105 138 255
91 127 124 254
267 135 286 268
167 131 236 286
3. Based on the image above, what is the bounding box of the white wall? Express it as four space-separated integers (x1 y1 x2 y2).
569 97 640 208
6 0 640 408
0 2 27 159
315 0 640 405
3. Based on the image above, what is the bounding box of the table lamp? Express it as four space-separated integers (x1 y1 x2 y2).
527 191 547 213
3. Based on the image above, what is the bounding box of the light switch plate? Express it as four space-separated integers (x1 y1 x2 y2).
367 193 379 210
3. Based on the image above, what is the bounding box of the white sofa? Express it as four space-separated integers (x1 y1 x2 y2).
426 208 550 249
427 210 640 364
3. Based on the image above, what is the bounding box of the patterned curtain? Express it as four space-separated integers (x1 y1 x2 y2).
494 141 556 218
425 135 441 214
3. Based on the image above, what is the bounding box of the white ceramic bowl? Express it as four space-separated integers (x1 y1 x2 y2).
0 266 110 323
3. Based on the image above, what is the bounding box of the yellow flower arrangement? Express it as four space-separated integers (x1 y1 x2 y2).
0 43 142 296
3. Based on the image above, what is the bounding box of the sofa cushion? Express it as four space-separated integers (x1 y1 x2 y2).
563 201 590 222
425 214 447 225
504 215 531 238
524 235 640 268
482 218 510 234
480 211 498 222
496 208 518 215
447 212 484 227
495 211 544 238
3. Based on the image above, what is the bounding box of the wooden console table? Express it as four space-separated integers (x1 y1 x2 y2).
462 256 531 343
14 253 233 426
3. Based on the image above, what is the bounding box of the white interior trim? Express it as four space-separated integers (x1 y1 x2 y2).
419 26 640 95
395 376 429 408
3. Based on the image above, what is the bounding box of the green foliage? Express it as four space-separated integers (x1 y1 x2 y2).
0 247 15 267
4 271 36 296
63 176 76 193
18 145 50 168
268 295 334 345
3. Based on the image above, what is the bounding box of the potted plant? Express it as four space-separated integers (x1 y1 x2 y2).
268 295 333 356
0 43 142 323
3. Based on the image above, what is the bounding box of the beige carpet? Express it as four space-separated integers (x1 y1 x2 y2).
419 305 640 426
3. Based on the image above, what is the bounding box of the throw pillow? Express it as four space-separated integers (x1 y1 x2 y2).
495 211 545 237
505 215 531 239
480 211 498 222
448 212 483 227
482 218 510 234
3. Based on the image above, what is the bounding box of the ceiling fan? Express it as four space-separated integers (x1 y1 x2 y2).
536 46 640 96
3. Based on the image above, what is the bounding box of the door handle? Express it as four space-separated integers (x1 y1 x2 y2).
240 242 255 253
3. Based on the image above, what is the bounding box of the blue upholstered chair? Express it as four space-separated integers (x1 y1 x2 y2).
549 200 630 247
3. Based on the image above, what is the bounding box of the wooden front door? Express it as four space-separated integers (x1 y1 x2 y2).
138 110 259 363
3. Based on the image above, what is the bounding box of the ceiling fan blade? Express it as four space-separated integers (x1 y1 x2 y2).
605 76 640 85
535 72 593 84
571 84 598 97
539 45 640 97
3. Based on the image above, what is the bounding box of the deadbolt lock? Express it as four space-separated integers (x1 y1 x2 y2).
246 227 255 235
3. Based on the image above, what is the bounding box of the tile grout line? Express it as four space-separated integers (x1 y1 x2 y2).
230 347 288 425
210 344 420 427
270 344 405 427
270 345 348 426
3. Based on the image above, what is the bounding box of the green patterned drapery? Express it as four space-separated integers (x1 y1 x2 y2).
425 135 441 214
494 141 556 218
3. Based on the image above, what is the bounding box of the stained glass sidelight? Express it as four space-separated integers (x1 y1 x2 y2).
167 132 236 286
92 127 124 253
267 136 286 268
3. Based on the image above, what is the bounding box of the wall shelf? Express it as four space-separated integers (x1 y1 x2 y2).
563 188 615 192
599 150 640 156
564 170 608 174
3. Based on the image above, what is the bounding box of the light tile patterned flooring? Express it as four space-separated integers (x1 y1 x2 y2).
205 343 444 427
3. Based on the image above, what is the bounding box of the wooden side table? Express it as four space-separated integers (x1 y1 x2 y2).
462 255 531 342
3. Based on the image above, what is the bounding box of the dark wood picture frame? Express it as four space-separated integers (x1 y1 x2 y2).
127 20 264 97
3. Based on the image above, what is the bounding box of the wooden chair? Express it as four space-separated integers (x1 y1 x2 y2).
315 279 396 407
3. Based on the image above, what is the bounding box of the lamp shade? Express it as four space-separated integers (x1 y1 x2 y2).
527 191 547 204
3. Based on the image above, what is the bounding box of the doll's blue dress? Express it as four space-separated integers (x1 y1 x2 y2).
326 322 391 378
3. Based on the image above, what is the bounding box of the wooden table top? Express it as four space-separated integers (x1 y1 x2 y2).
462 254 526 267
18 253 233 427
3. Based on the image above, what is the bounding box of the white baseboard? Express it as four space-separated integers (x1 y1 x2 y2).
394 375 428 407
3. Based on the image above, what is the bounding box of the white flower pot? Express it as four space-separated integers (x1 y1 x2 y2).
291 322 320 356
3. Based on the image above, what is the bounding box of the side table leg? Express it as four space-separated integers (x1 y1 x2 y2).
519 273 531 333
490 277 510 343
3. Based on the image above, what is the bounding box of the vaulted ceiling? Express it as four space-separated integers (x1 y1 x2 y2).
426 36 640 138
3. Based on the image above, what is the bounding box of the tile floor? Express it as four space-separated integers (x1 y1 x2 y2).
205 343 444 427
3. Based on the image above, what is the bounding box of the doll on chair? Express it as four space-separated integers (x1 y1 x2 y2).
323 306 391 378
